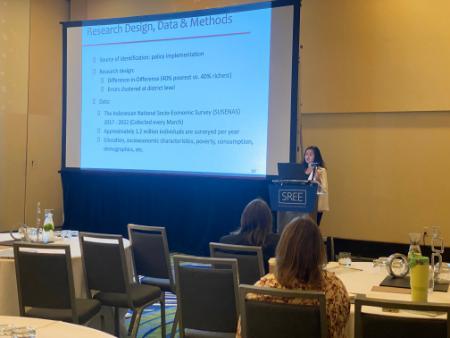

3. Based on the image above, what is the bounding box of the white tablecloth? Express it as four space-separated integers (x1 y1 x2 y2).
0 233 131 316
327 261 450 338
0 315 115 337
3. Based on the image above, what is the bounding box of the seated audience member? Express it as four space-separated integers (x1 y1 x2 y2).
237 217 350 338
220 198 279 272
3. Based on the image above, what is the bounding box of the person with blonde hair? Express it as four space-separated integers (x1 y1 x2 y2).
237 216 349 338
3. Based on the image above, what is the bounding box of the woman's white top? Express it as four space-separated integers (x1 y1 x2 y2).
308 167 329 212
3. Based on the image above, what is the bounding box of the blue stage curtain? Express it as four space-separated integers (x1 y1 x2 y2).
61 170 270 255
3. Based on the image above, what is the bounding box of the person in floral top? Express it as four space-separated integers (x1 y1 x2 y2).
237 216 350 338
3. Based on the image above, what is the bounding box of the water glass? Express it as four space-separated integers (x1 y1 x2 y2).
0 324 14 337
61 230 72 239
11 326 36 338
27 228 39 242
428 265 435 294
373 256 388 272
338 252 352 267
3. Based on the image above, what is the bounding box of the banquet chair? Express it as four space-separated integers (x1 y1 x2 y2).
209 242 264 284
355 294 450 338
14 243 101 325
173 255 240 338
79 232 162 337
127 224 177 337
238 284 328 338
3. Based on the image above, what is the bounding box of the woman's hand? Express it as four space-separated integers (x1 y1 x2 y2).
313 169 322 183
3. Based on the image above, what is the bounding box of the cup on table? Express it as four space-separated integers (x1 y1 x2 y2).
27 228 39 243
410 255 430 302
61 230 72 239
268 257 276 274
11 326 36 338
338 252 352 267
0 324 14 337
373 256 388 272
428 265 435 294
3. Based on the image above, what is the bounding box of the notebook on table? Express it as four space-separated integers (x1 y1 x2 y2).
380 275 449 292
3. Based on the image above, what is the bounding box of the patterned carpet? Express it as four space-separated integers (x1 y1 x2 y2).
126 292 178 338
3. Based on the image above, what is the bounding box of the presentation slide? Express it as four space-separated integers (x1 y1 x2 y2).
64 3 297 177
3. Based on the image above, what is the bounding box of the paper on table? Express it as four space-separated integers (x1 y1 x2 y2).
326 262 363 274
371 285 410 294
0 248 13 258
364 291 446 319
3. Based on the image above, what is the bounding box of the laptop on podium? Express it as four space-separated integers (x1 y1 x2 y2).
277 163 307 180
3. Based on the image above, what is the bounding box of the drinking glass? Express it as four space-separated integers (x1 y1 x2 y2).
11 326 36 338
428 265 435 294
410 256 429 302
408 232 422 256
373 256 388 273
0 324 14 337
338 252 352 267
27 228 38 243
61 230 72 239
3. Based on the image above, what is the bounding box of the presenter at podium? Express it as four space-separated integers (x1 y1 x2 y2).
300 146 329 225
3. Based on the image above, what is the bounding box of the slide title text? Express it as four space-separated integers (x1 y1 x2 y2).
87 14 233 36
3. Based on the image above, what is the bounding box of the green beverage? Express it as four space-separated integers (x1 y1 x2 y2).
409 255 429 302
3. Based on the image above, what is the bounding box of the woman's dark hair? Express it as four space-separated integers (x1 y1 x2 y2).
239 198 273 246
275 217 324 287
301 145 326 169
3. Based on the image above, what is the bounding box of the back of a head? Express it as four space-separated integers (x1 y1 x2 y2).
240 198 273 246
275 217 324 288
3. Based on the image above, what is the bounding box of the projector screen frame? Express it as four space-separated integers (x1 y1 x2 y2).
61 0 301 179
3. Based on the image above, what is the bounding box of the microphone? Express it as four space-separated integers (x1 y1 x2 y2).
311 162 318 180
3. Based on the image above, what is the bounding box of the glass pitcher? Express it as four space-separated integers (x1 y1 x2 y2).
10 225 39 242
408 232 422 257
43 209 55 231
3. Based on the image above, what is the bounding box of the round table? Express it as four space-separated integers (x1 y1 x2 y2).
327 261 450 338
0 233 131 316
0 315 115 337
270 258 450 338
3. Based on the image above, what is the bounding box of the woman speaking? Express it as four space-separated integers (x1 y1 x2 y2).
300 145 329 225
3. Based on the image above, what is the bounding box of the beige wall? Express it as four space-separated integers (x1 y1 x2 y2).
303 112 450 243
0 0 68 230
299 0 450 243
70 0 262 20
0 1 30 229
24 0 69 227
300 0 450 113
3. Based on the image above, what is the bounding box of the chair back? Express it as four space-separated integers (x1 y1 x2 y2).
79 232 129 295
323 236 335 263
355 294 450 338
209 242 264 284
127 224 173 285
173 255 239 335
14 243 77 322
239 284 328 338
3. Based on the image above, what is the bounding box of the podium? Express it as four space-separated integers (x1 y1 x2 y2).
268 180 318 233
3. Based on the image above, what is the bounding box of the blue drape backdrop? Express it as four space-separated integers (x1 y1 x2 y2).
61 170 270 255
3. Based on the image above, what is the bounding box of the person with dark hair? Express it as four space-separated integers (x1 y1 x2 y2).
300 145 329 225
237 217 349 338
220 198 279 272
